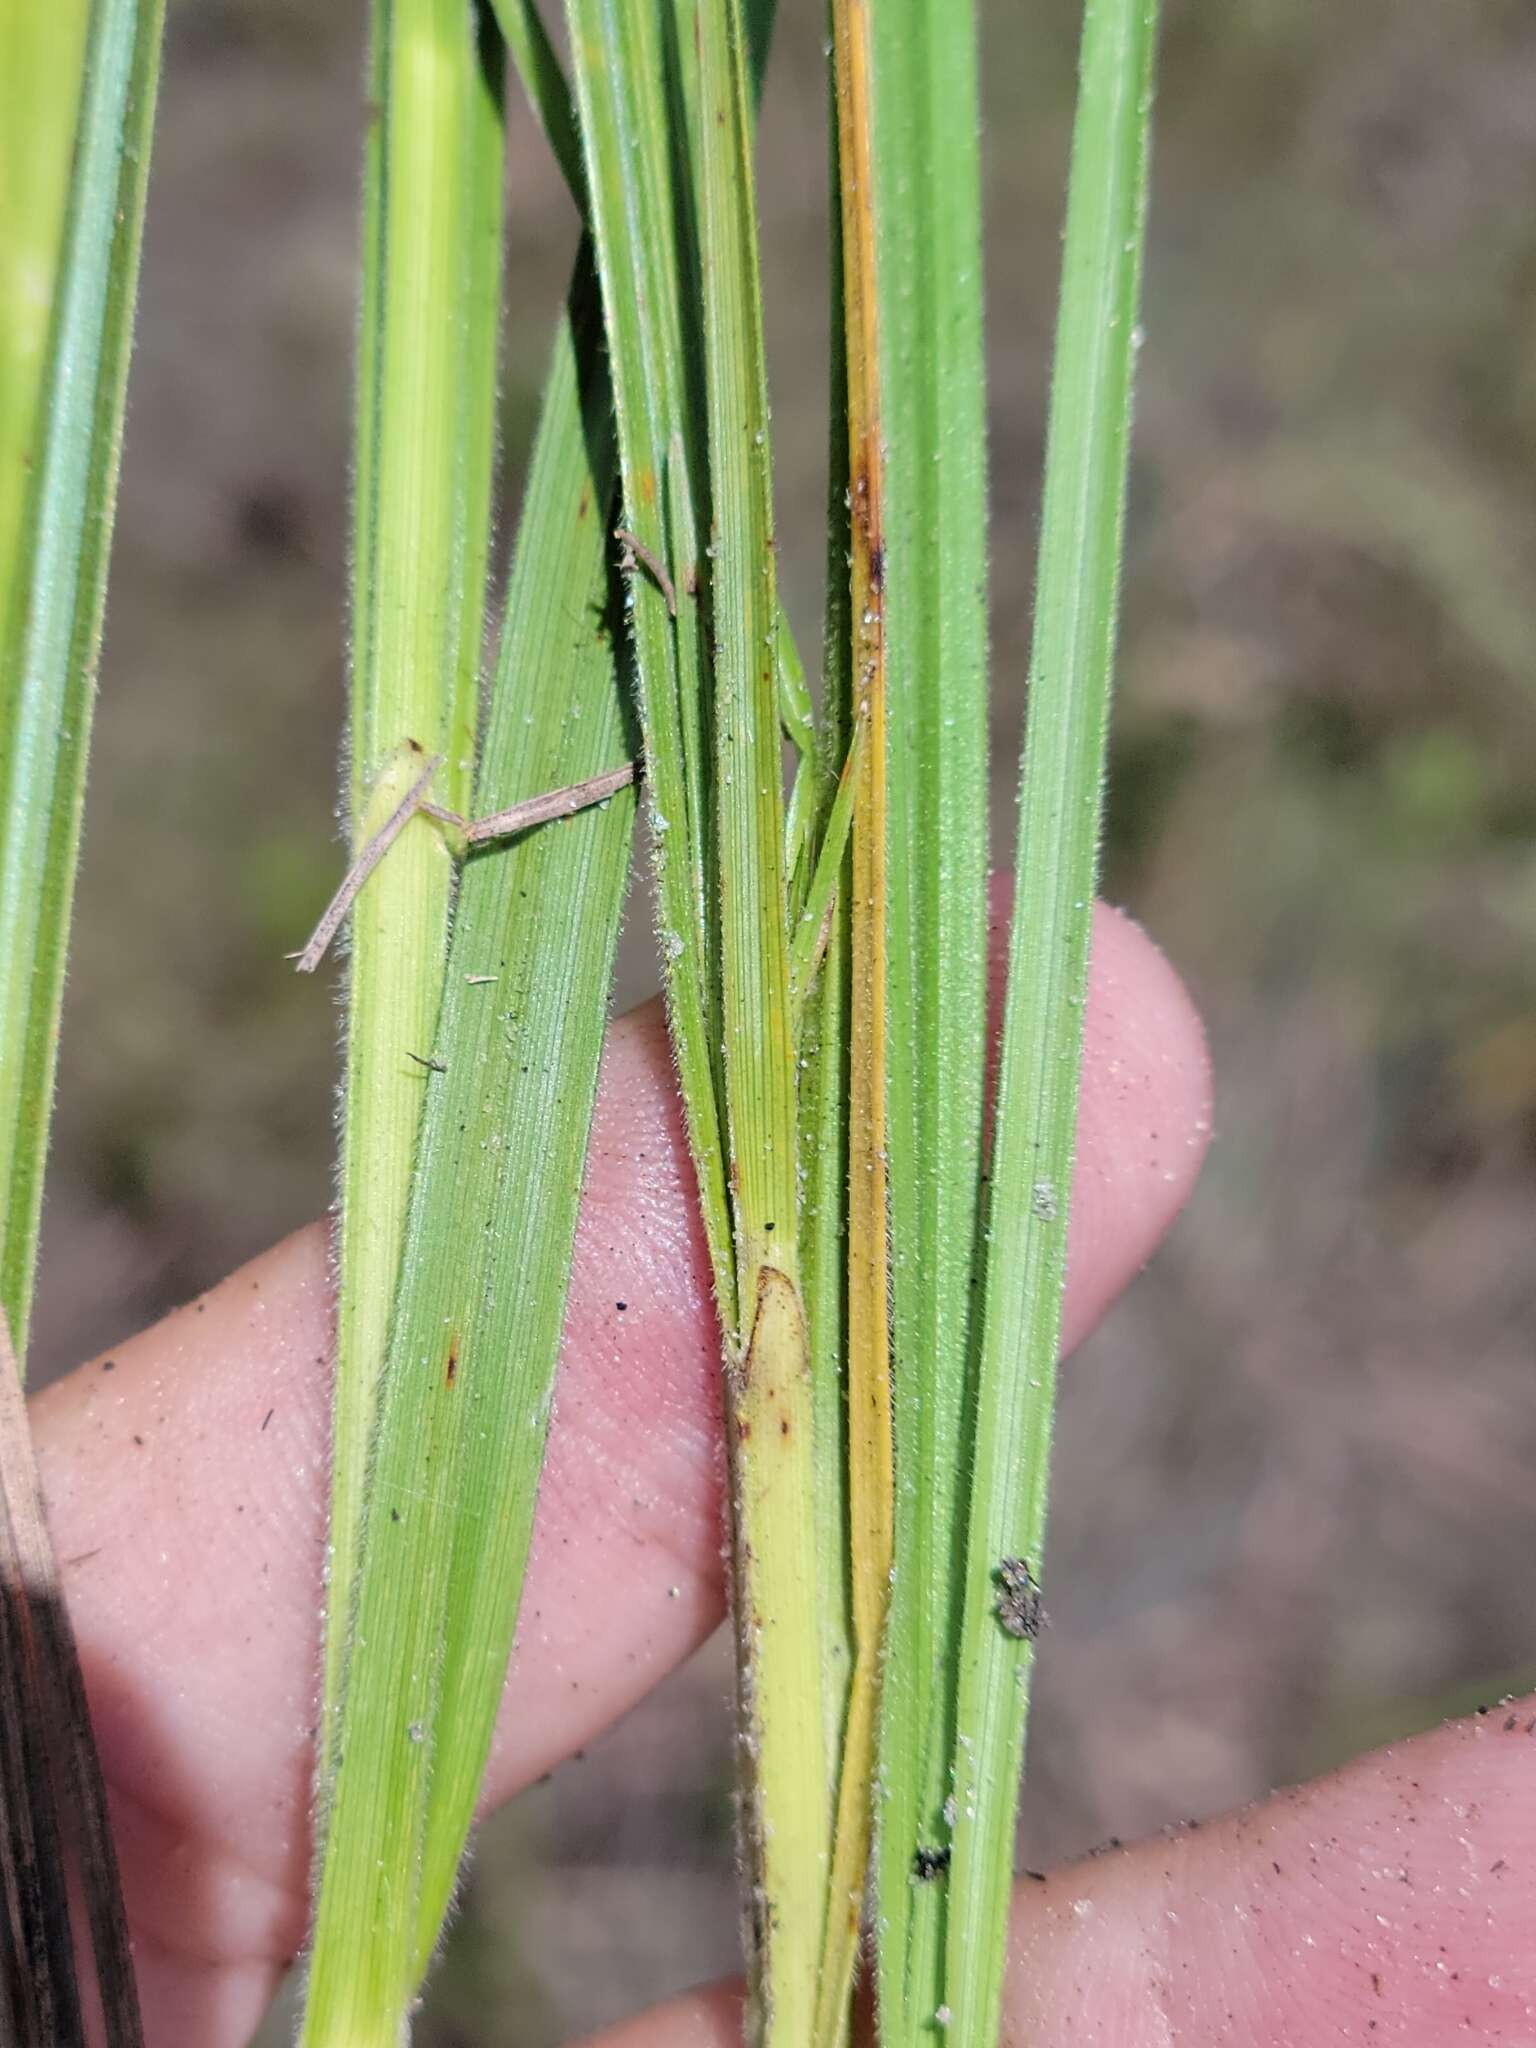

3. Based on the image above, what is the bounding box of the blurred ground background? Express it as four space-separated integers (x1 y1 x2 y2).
23 0 1536 2038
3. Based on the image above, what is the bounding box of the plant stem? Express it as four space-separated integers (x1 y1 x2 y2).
815 2 893 2038
694 4 834 2036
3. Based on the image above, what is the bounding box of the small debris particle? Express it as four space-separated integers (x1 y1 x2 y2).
390 1508 401 1523
407 1050 447 1073
614 526 678 615
912 1845 951 1883
616 1299 628 1312
132 1434 144 1447
101 1359 115 1373
407 1722 424 1745
934 2006 951 2031
995 1556 1045 1640
260 1408 274 1432
465 974 498 985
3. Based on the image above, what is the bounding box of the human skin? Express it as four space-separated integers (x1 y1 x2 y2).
28 900 1533 2045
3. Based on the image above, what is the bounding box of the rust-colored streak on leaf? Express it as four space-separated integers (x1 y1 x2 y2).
817 0 894 2038
444 1332 459 1389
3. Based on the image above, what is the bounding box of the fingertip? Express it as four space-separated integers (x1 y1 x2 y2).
1063 901 1212 1350
1005 1698 1536 2046
570 1978 743 2046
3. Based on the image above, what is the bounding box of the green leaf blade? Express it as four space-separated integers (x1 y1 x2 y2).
410 272 637 1961
943 4 1161 2043
0 0 88 615
322 0 507 1794
492 0 586 200
0 0 166 1363
304 259 638 2041
563 0 736 1328
864 2 992 2038
696 0 796 1301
